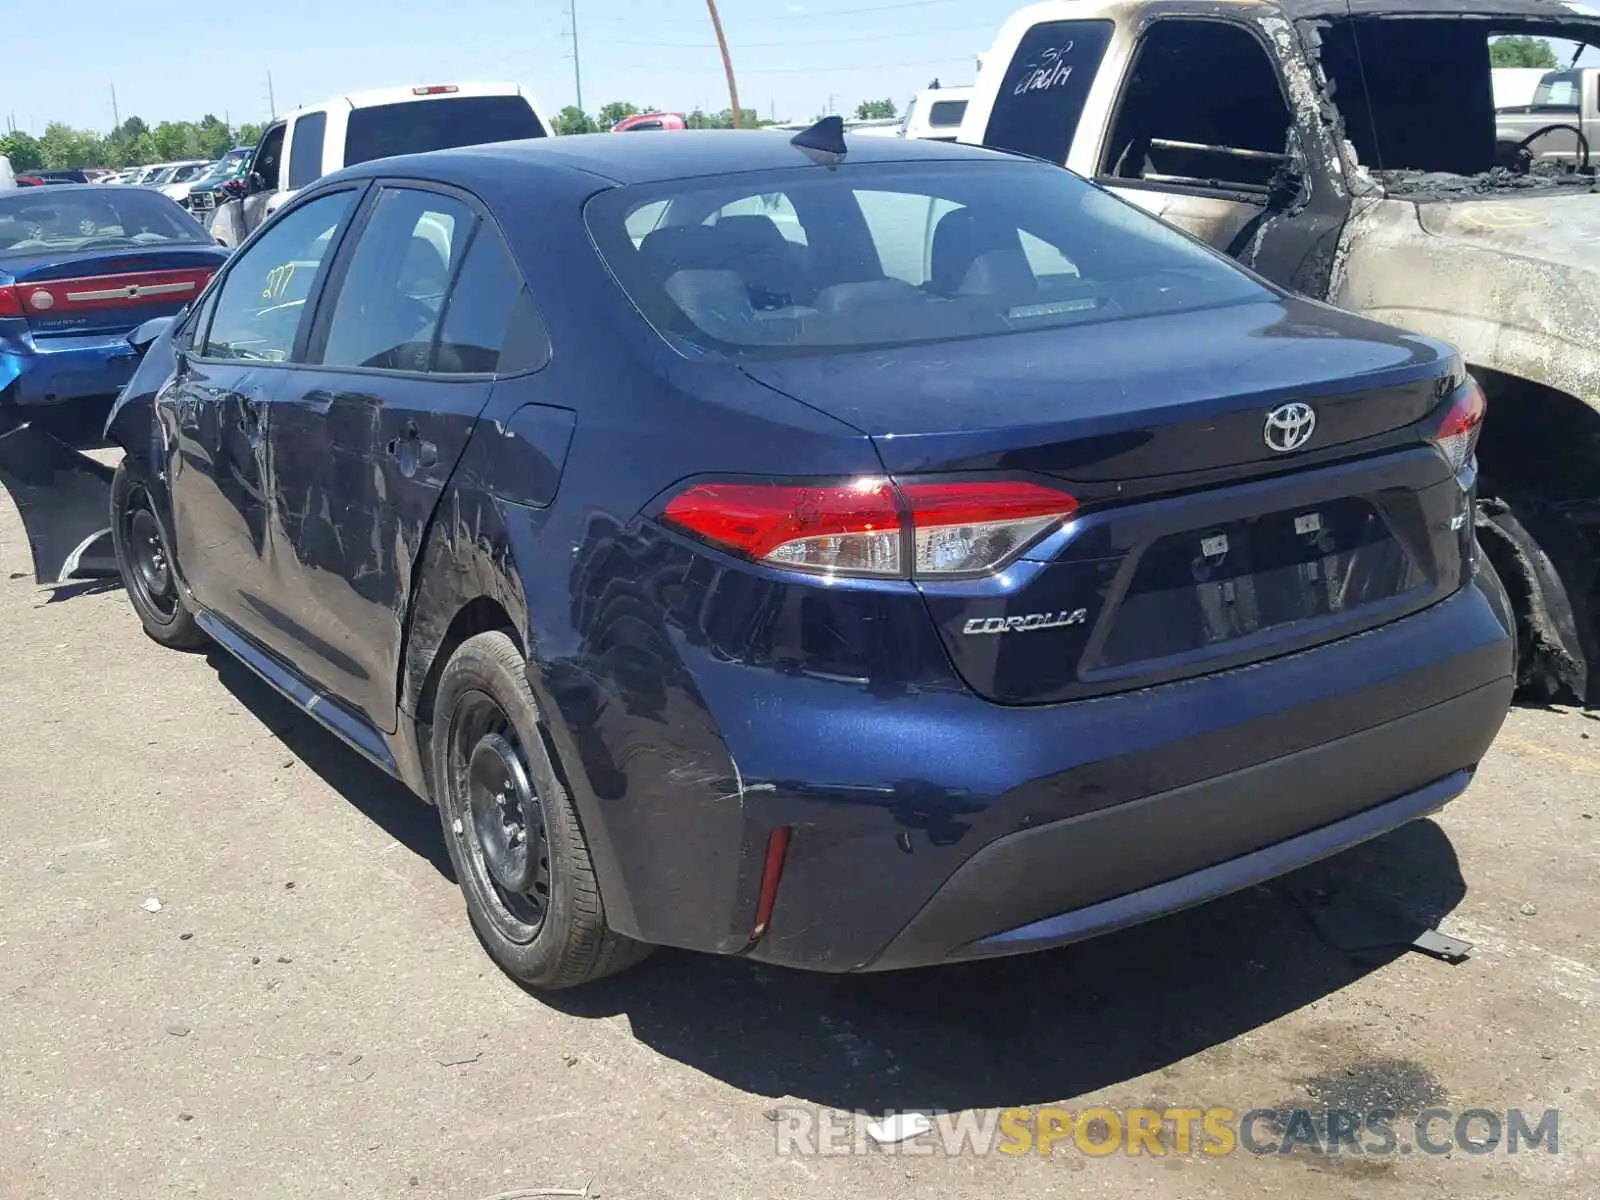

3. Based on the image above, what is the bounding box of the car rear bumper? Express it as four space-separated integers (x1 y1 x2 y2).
589 560 1513 973
2 332 140 407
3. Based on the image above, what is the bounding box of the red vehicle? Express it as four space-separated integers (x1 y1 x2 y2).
611 111 687 132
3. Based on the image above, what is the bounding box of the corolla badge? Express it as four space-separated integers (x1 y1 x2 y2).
962 609 1087 636
1263 402 1316 453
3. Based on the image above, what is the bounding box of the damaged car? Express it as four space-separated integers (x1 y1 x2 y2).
963 0 1600 702
0 130 1514 987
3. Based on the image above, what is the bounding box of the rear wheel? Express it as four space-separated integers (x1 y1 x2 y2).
110 463 208 650
433 630 650 990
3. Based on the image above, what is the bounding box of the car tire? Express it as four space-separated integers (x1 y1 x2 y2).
110 463 208 650
433 630 651 990
1475 494 1596 703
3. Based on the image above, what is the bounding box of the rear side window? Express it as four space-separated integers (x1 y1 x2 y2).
927 99 967 128
320 187 475 372
434 228 523 374
1532 69 1581 112
983 20 1114 163
288 112 327 189
343 96 545 168
202 190 355 361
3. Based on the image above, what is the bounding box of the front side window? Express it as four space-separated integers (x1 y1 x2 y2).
1101 19 1293 194
587 160 1269 360
320 188 475 372
253 123 286 190
288 112 327 189
202 190 355 361
983 19 1114 163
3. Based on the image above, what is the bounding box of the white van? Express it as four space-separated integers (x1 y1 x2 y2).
212 82 548 245
900 85 973 141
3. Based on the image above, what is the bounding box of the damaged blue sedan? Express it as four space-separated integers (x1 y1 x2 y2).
0 126 1514 989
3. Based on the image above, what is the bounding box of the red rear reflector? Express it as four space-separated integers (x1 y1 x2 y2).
412 85 461 95
662 477 1077 578
17 268 215 315
751 826 792 941
0 285 21 318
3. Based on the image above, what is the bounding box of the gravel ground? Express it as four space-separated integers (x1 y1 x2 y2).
0 486 1595 1200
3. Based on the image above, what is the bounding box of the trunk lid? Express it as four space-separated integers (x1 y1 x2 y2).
2 247 224 338
741 298 1473 704
739 298 1446 478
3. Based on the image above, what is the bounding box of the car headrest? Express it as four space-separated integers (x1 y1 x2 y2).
929 207 1024 295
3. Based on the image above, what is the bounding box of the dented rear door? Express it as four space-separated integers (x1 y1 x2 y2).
262 185 519 730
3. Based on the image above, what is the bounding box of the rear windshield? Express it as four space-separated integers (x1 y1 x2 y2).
585 159 1269 360
343 95 546 168
0 188 211 258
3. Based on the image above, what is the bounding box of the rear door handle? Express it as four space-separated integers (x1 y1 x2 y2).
386 424 437 477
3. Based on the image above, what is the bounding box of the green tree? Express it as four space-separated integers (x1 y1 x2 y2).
235 123 263 150
684 107 758 130
552 106 599 135
598 101 641 129
1491 36 1559 68
0 131 44 171
855 98 898 120
152 120 203 161
39 122 105 168
197 115 233 158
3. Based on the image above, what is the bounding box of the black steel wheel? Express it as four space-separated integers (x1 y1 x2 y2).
109 463 207 650
433 630 651 989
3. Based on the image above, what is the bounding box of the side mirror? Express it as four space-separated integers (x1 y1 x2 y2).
247 172 267 195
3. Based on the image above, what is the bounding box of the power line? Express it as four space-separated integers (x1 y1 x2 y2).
597 21 993 48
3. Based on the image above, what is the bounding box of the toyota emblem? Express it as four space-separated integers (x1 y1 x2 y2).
1263 402 1316 453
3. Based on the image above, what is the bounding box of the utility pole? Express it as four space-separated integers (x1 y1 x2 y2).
110 83 120 131
564 2 584 117
265 70 276 120
704 0 742 128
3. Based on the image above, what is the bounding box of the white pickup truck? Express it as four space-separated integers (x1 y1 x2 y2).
210 82 548 246
956 0 1600 701
1495 66 1600 166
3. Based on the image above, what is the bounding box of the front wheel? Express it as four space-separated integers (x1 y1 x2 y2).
433 630 650 990
110 463 208 650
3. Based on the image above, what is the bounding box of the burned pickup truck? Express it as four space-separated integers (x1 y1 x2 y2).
964 0 1600 700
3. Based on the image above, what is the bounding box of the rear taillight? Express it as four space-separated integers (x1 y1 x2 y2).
1428 377 1487 474
662 477 1078 578
0 285 21 317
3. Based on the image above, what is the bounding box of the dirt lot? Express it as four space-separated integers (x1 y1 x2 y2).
0 490 1595 1200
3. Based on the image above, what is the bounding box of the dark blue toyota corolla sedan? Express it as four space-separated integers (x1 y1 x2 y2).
0 127 1514 988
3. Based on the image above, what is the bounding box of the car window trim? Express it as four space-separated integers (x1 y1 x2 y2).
303 175 543 381
1092 12 1293 205
187 182 370 368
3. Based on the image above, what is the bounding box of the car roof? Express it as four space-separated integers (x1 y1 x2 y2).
339 128 1017 188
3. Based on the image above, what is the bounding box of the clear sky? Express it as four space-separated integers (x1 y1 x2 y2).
2 0 1028 135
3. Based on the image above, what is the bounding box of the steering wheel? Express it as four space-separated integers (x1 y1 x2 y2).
1512 123 1591 173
